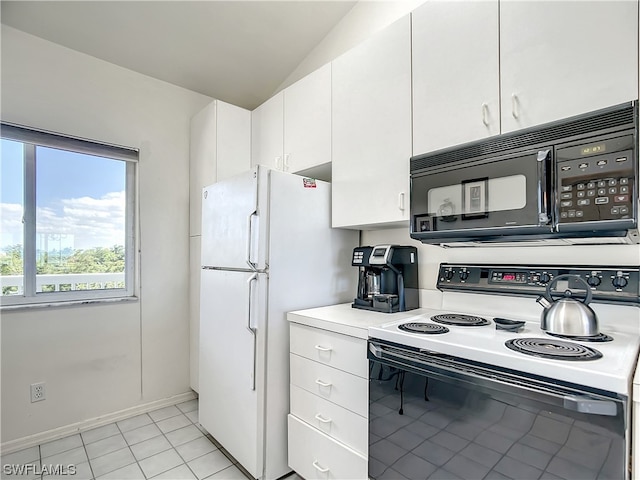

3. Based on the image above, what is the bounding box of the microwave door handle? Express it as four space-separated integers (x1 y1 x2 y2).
536 149 551 226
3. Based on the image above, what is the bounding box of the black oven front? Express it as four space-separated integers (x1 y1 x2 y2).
368 339 629 480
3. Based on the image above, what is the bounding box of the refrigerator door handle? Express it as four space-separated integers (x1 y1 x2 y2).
246 211 258 271
247 272 258 390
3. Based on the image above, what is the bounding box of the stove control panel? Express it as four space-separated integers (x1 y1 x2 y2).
437 264 639 304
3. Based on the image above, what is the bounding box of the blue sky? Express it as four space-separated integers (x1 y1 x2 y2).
1 139 125 205
1 139 126 250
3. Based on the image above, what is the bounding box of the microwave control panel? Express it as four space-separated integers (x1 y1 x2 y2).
437 264 639 304
555 134 635 226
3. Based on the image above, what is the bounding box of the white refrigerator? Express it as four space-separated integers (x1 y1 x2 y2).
199 166 358 480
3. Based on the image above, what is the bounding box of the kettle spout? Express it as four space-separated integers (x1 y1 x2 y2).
536 295 552 309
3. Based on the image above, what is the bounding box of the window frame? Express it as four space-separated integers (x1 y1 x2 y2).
1 123 138 307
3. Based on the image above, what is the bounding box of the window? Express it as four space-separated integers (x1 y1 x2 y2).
1 124 137 306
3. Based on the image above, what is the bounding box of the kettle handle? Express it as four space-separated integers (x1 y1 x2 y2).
546 274 593 305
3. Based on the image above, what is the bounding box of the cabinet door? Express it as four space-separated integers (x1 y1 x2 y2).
284 63 332 174
332 15 412 229
412 0 499 154
290 323 368 378
251 91 284 170
189 101 217 237
500 0 639 133
287 415 367 480
216 101 251 182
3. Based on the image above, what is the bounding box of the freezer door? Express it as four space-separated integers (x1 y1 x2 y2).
199 269 266 478
201 166 267 270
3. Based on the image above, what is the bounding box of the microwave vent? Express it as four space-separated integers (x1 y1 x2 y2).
411 102 636 172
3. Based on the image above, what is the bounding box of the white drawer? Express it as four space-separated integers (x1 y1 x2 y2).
290 354 368 417
290 323 368 377
290 384 368 455
287 414 367 480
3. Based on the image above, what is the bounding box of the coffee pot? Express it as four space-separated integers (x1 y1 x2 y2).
536 274 599 337
351 245 419 313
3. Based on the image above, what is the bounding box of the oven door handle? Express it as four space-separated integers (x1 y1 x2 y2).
369 342 383 358
369 340 621 416
536 149 551 226
563 395 617 416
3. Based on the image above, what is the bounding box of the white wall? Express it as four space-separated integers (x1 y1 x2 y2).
362 228 640 294
1 26 212 444
276 0 426 93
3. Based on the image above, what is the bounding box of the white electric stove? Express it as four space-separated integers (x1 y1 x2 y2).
370 304 640 395
370 264 640 396
367 264 640 480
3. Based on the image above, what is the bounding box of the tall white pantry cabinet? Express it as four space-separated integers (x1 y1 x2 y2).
189 100 251 391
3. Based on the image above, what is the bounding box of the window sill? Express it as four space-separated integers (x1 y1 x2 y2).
0 295 139 312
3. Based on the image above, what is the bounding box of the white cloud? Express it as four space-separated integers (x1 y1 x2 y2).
0 203 23 247
1 191 126 251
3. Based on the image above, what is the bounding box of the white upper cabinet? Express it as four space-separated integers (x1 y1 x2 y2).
412 0 500 154
284 63 332 175
252 65 332 179
251 91 284 170
332 15 412 229
190 100 251 236
500 0 639 133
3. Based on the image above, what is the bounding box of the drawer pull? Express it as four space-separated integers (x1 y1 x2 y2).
315 379 332 388
312 460 329 474
314 413 332 424
314 344 332 352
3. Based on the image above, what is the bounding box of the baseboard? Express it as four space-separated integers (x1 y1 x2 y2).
0 391 197 455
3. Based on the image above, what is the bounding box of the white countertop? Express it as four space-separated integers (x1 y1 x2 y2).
287 303 421 339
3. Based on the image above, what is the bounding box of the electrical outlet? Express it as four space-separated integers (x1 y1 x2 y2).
30 382 46 403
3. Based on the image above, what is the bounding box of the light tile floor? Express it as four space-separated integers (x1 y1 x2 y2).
1 400 302 480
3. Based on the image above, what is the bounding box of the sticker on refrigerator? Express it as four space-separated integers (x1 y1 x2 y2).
303 178 317 188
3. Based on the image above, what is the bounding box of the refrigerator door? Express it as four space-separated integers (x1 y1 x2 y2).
199 268 267 479
201 166 268 271
261 171 359 480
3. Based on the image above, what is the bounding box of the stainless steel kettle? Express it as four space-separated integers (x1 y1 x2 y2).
536 274 599 337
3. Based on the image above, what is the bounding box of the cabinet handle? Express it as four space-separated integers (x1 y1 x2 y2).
315 379 332 388
314 344 332 352
312 461 329 474
398 192 405 211
314 413 332 424
275 156 282 170
511 93 519 119
283 153 290 172
482 103 490 126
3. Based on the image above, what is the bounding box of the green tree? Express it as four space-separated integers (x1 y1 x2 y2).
62 245 125 274
0 244 24 275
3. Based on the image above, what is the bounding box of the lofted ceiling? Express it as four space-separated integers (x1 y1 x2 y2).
0 1 357 110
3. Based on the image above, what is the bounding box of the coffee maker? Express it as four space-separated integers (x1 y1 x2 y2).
351 245 419 313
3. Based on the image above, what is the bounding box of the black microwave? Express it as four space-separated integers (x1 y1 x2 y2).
410 102 638 245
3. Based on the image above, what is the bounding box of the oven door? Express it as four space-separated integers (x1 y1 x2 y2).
368 340 628 480
410 149 552 243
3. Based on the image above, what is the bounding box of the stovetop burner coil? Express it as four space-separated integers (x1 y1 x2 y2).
505 338 603 361
431 314 491 327
398 322 449 334
546 332 613 343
